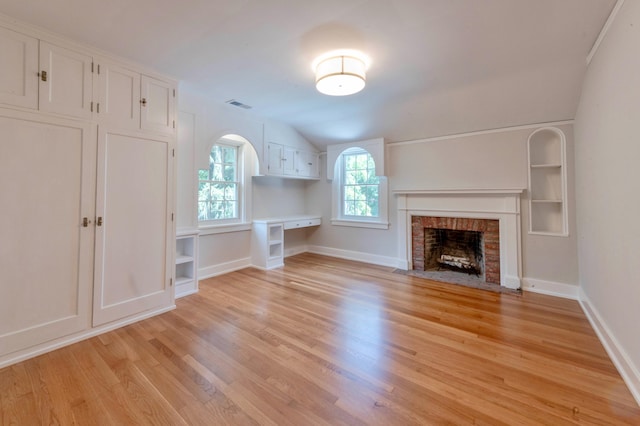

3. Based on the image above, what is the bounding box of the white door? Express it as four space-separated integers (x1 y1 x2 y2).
39 41 92 119
0 26 38 109
267 142 284 175
95 58 140 129
0 110 95 355
140 75 174 135
93 128 173 326
282 147 296 176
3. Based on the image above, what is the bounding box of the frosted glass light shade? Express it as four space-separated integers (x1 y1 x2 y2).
315 55 367 96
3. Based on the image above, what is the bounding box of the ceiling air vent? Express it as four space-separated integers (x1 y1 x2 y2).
225 99 252 109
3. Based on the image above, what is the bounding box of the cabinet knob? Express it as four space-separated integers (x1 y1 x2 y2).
38 70 47 82
82 217 91 227
97 217 103 226
140 98 147 106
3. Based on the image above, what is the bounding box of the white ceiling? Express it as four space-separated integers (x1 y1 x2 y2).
0 0 616 147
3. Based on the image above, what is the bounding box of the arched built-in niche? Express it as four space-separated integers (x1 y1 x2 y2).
527 127 568 236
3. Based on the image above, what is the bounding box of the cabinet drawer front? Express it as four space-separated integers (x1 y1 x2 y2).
283 218 321 229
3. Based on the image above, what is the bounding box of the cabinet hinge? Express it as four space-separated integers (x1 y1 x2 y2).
97 64 100 75
96 103 100 114
170 278 173 287
173 120 175 129
91 62 94 73
171 213 174 221
172 148 175 157
90 101 93 112
173 89 176 97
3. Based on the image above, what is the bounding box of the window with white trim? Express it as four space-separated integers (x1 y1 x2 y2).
197 135 257 233
198 143 239 221
332 147 389 229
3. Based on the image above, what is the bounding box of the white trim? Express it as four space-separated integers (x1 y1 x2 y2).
198 222 252 235
587 0 626 65
393 188 524 195
0 305 176 369
579 288 640 406
198 257 252 280
330 219 390 230
522 277 579 300
387 120 574 147
284 245 309 258
307 245 402 268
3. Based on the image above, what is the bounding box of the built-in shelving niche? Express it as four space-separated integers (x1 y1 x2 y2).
527 127 568 236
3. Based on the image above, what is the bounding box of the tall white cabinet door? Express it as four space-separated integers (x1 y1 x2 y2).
140 75 174 135
0 26 38 109
39 42 92 119
0 110 95 355
93 129 173 326
95 59 140 129
282 147 296 176
267 142 284 175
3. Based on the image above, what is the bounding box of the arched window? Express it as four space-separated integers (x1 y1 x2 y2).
198 134 257 232
328 138 389 229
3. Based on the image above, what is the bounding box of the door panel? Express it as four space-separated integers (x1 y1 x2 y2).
140 75 174 135
93 129 172 326
0 26 38 109
0 111 94 354
96 59 140 129
39 42 92 119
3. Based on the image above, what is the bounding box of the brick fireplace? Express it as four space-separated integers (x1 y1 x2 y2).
412 216 500 284
395 189 524 289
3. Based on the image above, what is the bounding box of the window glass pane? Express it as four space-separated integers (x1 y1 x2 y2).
210 146 222 163
223 165 235 182
223 147 236 163
340 150 380 218
198 169 209 180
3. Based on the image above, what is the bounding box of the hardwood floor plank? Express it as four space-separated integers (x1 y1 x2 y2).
1 253 639 424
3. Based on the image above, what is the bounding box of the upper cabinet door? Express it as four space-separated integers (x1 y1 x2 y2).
0 26 38 109
95 59 140 129
39 41 92 119
141 75 175 135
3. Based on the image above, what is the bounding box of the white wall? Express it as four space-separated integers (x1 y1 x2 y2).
307 124 579 288
177 84 317 276
574 0 640 402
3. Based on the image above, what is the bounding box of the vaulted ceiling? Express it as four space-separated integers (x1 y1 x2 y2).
0 0 616 147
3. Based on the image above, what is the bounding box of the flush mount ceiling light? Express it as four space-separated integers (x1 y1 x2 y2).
312 50 371 96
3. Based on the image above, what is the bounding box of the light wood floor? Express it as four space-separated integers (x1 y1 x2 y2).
1 253 639 425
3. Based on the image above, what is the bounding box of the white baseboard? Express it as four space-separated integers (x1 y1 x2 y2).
0 304 176 370
579 288 640 406
198 257 252 280
284 245 309 258
522 277 579 300
307 245 402 268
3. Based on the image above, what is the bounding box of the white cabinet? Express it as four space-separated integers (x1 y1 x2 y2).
94 58 140 129
92 128 174 326
252 216 321 269
252 221 284 270
0 26 38 109
266 142 320 179
527 127 568 236
39 42 93 119
0 20 178 365
175 231 198 298
0 109 95 355
141 75 175 135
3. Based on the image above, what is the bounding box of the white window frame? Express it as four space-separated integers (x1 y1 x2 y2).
198 136 256 235
331 147 389 230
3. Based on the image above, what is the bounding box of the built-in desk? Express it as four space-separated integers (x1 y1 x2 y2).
251 215 321 269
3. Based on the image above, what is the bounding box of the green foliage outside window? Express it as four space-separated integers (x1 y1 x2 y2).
198 145 238 220
342 151 379 217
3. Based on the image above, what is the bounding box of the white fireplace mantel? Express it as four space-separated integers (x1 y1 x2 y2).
395 188 525 289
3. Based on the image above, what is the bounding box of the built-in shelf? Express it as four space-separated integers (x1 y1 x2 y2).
175 230 199 298
527 128 568 236
251 215 321 269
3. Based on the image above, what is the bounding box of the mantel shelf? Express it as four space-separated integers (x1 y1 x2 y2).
393 188 525 195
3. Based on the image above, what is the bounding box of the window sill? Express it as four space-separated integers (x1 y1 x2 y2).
199 222 252 235
331 219 389 230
